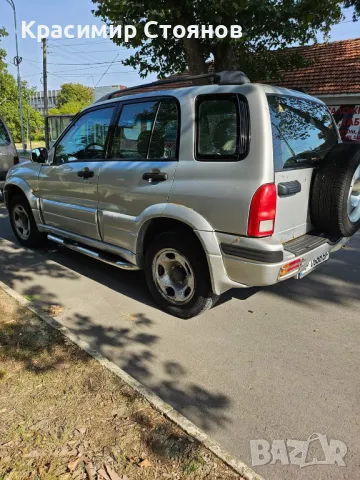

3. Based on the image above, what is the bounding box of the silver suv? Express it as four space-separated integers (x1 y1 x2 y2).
0 115 18 195
4 72 360 318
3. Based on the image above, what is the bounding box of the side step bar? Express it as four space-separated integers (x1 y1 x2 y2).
48 234 140 271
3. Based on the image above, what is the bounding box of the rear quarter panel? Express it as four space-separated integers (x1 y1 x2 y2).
168 84 274 235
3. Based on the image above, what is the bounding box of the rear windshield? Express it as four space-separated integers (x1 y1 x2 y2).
0 119 11 146
268 95 339 171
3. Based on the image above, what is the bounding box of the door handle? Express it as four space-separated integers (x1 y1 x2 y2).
278 180 302 197
142 169 168 183
78 168 94 179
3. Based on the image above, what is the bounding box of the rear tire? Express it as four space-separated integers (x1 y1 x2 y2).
310 143 360 237
145 233 219 319
8 194 47 248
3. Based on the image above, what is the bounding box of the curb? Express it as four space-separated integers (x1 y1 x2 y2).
0 280 264 480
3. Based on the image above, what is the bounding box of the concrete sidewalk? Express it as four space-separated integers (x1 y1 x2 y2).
1 199 360 479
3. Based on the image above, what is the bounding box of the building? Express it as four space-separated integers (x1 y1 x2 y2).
93 85 127 102
29 90 60 115
268 38 360 142
30 85 128 114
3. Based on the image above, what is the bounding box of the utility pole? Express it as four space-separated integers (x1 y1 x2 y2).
27 109 32 151
5 0 26 152
42 38 49 150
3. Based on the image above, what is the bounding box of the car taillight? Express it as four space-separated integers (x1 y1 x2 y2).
14 156 19 165
279 259 301 278
248 183 277 237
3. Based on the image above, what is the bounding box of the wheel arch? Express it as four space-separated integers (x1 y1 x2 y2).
137 204 221 262
4 178 39 211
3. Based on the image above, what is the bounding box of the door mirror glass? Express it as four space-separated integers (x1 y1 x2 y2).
31 147 48 163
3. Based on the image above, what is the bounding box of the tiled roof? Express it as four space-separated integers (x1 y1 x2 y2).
111 38 360 98
269 38 360 95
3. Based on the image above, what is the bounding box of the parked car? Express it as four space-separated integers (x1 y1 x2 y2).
0 115 18 196
4 71 360 318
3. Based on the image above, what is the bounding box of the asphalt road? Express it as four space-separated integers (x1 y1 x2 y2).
0 195 359 480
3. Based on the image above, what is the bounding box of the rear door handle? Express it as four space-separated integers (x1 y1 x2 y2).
278 180 302 197
142 169 168 183
78 168 94 179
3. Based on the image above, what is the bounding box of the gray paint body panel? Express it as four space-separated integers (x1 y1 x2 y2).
97 160 178 251
38 162 102 240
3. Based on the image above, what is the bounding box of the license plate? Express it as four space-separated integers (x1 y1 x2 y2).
297 252 330 279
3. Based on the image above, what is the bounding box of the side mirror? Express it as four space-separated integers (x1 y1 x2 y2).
31 147 48 164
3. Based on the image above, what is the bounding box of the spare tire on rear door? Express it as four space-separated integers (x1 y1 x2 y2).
310 143 360 237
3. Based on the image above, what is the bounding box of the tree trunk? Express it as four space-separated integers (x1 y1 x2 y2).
182 36 208 75
213 42 235 71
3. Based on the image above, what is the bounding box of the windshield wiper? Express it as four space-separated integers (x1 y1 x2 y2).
283 152 321 168
294 155 321 163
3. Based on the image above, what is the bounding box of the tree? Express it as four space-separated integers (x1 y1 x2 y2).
344 0 360 17
57 83 93 108
0 28 44 143
49 100 89 116
92 0 358 80
0 27 8 73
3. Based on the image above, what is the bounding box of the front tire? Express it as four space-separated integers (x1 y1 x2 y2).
9 194 47 248
145 233 219 319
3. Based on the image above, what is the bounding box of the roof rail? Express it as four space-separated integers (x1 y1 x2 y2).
95 70 251 103
291 87 308 94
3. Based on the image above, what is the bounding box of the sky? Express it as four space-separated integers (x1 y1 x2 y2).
1 0 359 92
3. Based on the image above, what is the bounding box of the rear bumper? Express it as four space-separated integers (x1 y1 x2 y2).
217 232 350 289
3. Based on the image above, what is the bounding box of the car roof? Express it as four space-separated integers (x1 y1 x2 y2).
256 83 325 104
85 82 325 113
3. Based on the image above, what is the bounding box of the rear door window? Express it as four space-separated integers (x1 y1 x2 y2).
111 99 179 160
0 119 11 146
149 100 179 159
268 95 339 171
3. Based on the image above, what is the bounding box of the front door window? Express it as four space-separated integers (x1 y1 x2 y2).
54 107 115 164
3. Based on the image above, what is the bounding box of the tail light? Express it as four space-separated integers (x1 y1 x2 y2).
279 259 301 278
14 156 19 165
248 183 277 237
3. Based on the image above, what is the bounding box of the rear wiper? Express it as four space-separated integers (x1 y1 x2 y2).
283 153 321 169
295 155 321 163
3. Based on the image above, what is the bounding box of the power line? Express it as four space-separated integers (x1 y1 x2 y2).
52 60 125 66
52 48 126 54
48 40 113 47
51 44 107 65
95 53 120 87
24 58 125 66
23 72 42 79
49 64 121 74
48 71 135 77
